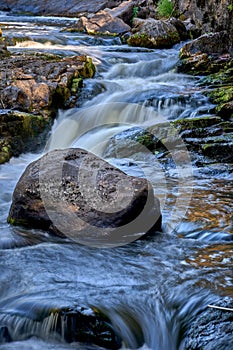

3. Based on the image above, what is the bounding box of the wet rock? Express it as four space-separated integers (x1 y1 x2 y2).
172 116 233 164
75 10 131 36
8 148 162 246
0 304 121 349
127 18 180 48
53 306 122 348
208 87 233 120
0 110 50 164
184 297 233 350
168 17 189 41
104 116 233 166
197 63 233 121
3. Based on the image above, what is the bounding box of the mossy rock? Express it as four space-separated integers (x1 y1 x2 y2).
202 140 233 162
127 31 180 49
208 86 233 119
0 111 51 164
199 66 233 87
172 116 222 131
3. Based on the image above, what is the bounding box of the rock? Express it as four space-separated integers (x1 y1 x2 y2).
182 17 201 39
0 110 50 164
127 18 180 48
0 53 95 116
52 306 122 348
75 10 131 35
8 148 162 246
0 0 119 16
208 87 233 120
180 32 230 59
0 53 95 164
1 303 121 349
178 0 233 43
169 17 188 40
0 28 10 58
105 0 135 25
184 297 233 350
172 116 233 164
178 32 233 75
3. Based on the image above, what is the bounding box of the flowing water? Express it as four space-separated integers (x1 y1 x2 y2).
0 13 232 350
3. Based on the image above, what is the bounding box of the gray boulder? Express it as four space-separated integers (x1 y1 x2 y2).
127 18 180 48
8 148 162 247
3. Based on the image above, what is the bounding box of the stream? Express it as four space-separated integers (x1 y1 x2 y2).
0 12 232 350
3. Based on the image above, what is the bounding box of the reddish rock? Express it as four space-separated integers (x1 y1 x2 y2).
76 10 131 35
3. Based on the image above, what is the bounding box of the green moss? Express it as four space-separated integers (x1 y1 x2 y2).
7 216 29 226
127 33 154 48
71 77 83 94
172 116 222 131
80 57 96 78
209 87 233 105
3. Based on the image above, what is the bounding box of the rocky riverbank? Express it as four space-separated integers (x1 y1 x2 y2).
0 52 95 164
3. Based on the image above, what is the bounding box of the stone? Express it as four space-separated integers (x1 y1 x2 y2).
8 148 162 247
0 53 96 163
179 32 230 59
177 32 233 75
168 17 188 40
75 10 131 35
127 18 180 49
0 0 118 16
184 297 233 350
0 28 10 58
0 53 95 116
2 303 121 349
105 0 135 25
0 110 50 164
178 0 233 43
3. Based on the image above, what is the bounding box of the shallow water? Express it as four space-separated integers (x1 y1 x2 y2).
0 13 232 349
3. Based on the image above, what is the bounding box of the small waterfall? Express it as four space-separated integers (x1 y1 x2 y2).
46 103 164 153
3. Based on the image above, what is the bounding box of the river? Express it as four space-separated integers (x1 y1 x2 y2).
0 12 232 350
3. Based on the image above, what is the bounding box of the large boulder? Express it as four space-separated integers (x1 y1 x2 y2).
127 18 180 48
8 148 162 247
75 10 131 35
